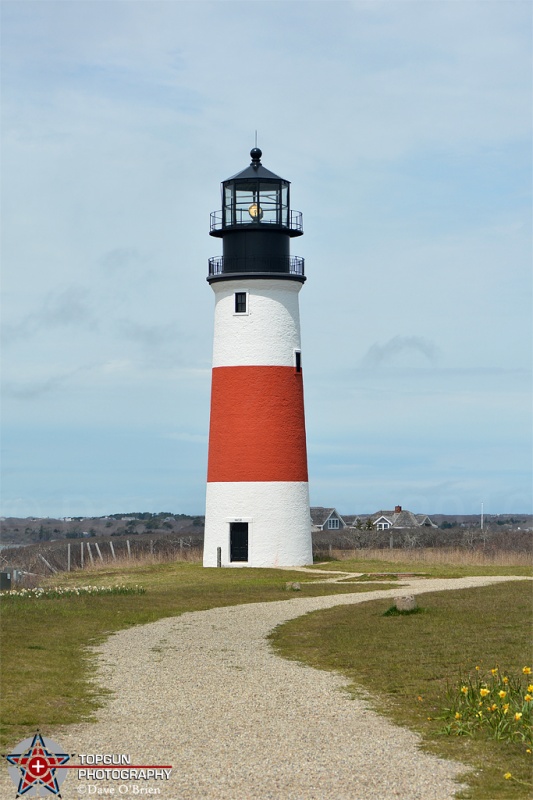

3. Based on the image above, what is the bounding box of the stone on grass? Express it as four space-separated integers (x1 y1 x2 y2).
395 595 417 612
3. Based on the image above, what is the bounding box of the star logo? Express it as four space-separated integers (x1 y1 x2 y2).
4 732 70 797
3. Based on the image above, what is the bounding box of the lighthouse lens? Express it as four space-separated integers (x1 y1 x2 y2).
248 203 263 220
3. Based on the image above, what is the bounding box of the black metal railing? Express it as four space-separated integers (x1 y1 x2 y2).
208 255 305 277
209 209 303 233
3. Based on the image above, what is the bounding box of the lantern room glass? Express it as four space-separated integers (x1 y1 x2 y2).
223 180 289 227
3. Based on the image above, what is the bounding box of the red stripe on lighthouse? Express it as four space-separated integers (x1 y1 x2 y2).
207 365 308 483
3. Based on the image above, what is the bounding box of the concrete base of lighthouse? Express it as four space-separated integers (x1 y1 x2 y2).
203 482 312 567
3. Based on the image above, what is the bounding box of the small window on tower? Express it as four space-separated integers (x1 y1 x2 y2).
235 292 247 314
295 351 302 373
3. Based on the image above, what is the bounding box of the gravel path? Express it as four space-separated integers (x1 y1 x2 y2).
3 575 528 800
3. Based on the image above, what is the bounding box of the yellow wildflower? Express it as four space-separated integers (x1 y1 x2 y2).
491 704 497 711
523 667 532 675
502 676 509 684
461 686 468 695
503 703 510 714
525 694 532 703
499 690 507 699
528 684 533 693
526 749 531 754
504 772 512 780
515 712 523 721
475 665 480 671
455 712 462 719
491 668 498 675
417 696 423 702
480 688 490 697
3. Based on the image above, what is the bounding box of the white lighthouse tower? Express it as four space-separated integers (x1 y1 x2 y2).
203 148 312 567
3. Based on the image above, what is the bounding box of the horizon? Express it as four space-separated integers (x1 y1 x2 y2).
3 509 532 522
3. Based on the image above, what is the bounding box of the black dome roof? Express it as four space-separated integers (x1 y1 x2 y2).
225 149 288 183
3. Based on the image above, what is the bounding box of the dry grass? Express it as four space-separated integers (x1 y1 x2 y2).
19 548 203 586
19 545 530 587
316 547 533 568
79 548 203 569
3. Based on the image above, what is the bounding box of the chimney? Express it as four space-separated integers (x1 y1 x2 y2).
395 505 402 513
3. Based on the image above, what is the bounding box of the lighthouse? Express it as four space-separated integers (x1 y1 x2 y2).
203 148 312 567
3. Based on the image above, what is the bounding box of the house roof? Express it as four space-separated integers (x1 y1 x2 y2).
374 514 393 524
310 507 347 527
393 510 422 528
372 509 436 528
310 507 336 526
341 514 358 526
415 514 438 527
311 507 436 529
371 510 396 522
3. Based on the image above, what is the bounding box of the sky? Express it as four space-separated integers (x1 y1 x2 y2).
1 0 531 519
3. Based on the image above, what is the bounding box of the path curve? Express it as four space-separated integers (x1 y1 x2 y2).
3 576 528 800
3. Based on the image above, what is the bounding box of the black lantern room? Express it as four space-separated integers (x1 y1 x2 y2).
208 148 305 283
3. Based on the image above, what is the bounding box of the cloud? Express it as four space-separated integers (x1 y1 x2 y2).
2 287 97 345
360 336 441 368
117 319 180 349
2 366 90 400
100 247 147 272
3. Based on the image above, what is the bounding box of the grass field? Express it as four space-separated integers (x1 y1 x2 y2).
1 554 531 799
311 548 532 576
270 578 533 800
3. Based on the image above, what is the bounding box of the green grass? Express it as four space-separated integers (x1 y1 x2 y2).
0 561 396 749
269 580 533 800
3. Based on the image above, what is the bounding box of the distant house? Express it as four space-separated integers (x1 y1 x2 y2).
340 514 358 528
372 505 437 530
310 508 347 532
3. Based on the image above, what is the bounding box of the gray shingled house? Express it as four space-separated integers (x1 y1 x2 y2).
372 505 437 530
310 507 347 531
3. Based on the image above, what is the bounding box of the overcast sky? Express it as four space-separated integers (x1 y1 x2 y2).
1 0 531 519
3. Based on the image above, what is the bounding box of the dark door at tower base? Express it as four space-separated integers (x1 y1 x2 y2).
230 522 248 562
